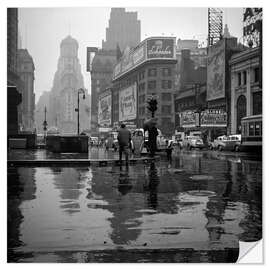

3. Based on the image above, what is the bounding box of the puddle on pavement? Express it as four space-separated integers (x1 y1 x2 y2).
8 151 262 262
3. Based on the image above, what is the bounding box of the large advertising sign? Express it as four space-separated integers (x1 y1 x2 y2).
98 92 111 126
200 109 227 127
207 40 225 101
180 111 197 128
119 84 137 122
113 37 175 80
243 8 262 46
147 38 174 59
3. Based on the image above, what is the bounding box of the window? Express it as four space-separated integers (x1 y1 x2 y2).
237 72 241 86
148 80 156 90
161 93 172 101
161 105 171 114
162 80 172 89
255 122 261 136
162 68 171 76
253 92 262 115
254 67 260 83
139 70 145 80
148 68 157 77
249 122 255 136
243 71 247 85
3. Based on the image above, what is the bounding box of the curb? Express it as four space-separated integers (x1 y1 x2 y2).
7 156 160 167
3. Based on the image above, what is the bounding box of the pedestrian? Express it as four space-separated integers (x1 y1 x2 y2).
148 124 158 157
117 123 131 165
166 139 173 163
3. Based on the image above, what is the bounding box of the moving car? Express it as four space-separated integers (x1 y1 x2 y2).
210 134 241 151
183 136 204 150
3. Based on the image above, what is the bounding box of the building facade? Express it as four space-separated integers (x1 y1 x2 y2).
112 37 177 136
102 8 141 51
90 50 117 135
229 47 262 134
7 8 22 135
206 36 244 138
48 35 90 134
17 49 35 131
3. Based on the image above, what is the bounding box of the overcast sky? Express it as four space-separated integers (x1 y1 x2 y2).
18 7 244 102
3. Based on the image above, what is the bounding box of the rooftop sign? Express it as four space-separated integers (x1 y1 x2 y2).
113 37 176 80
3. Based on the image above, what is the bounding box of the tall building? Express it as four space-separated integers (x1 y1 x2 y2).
7 8 23 135
112 37 177 136
102 8 141 51
17 49 35 131
89 8 141 135
49 35 90 134
90 49 117 135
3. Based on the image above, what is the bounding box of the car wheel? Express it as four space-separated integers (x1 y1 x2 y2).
218 145 223 151
209 145 213 150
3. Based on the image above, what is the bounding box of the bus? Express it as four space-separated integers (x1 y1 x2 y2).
241 114 262 153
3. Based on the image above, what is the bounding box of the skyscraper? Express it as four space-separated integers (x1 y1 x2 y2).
48 35 90 134
102 8 141 51
17 49 35 132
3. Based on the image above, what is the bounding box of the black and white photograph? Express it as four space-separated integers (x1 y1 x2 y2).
3 0 265 264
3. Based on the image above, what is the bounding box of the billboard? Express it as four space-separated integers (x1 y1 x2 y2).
180 111 197 128
98 91 111 126
113 37 175 80
119 84 137 122
207 40 225 101
147 38 175 59
200 109 227 127
243 8 262 46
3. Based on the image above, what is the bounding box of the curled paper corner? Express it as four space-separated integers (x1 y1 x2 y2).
237 240 263 263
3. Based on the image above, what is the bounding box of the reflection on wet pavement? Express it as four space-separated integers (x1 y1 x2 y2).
8 150 262 262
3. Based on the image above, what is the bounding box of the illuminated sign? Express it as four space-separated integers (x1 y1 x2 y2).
119 84 137 122
113 37 176 80
200 109 227 127
147 38 174 59
243 8 262 47
180 111 197 128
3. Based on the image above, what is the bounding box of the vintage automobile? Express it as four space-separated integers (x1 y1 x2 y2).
210 134 241 151
183 136 205 150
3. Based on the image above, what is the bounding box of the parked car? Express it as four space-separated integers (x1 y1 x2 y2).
90 136 99 146
183 136 205 150
210 134 241 151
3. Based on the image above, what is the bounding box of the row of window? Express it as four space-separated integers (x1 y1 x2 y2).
138 80 173 91
139 67 172 80
237 67 260 86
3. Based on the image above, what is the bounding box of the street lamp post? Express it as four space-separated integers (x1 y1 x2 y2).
43 106 48 137
75 88 86 136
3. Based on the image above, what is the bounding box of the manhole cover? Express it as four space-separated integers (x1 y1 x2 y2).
187 190 216 197
190 175 214 181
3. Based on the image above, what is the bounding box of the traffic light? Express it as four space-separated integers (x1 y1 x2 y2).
147 98 158 117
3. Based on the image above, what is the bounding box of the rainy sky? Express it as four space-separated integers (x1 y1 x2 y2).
17 6 243 102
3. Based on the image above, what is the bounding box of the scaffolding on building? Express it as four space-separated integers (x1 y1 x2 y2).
208 8 223 47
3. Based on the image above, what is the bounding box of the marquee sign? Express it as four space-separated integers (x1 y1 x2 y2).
200 109 227 127
147 38 174 59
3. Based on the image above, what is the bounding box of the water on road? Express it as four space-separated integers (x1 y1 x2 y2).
8 150 262 262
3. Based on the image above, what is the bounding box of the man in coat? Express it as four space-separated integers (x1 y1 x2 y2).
117 123 131 165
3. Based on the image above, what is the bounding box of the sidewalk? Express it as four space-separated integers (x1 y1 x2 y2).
7 147 159 167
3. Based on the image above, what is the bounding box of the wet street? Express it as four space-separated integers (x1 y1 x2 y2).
7 149 262 262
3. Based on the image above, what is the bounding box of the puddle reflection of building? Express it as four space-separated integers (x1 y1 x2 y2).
90 165 144 246
51 167 87 214
8 167 36 261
